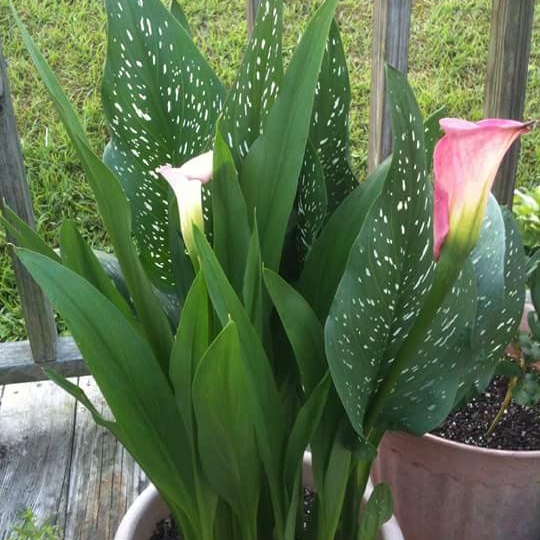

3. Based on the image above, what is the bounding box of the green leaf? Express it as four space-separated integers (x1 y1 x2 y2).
44 370 122 436
263 268 326 392
513 372 540 407
78 141 174 368
357 484 393 540
170 0 191 34
219 0 283 168
211 128 251 294
325 65 437 438
315 422 352 540
102 0 225 287
16 249 198 523
495 359 523 379
192 226 286 530
169 272 209 442
13 8 173 366
309 20 357 212
59 222 136 325
299 158 389 320
423 107 446 172
243 224 265 336
240 0 339 271
527 250 540 278
1 205 60 262
192 321 260 529
283 374 331 488
529 252 540 314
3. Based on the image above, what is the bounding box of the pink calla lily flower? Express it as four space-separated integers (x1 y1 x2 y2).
433 118 531 261
157 151 213 261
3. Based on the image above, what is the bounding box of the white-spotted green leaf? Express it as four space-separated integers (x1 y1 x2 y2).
299 158 389 320
379 263 477 434
456 205 527 403
12 8 174 365
240 0 339 271
102 0 225 288
325 65 436 438
309 20 356 212
220 0 283 168
296 141 328 264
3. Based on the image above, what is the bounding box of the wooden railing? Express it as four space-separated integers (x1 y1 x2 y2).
0 0 535 385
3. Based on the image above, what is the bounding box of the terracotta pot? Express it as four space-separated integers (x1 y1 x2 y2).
372 431 540 540
116 452 404 540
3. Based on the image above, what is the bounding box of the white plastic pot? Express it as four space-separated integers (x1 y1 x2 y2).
115 452 404 540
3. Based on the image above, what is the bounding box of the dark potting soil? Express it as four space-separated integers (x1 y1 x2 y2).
149 489 315 540
432 376 540 451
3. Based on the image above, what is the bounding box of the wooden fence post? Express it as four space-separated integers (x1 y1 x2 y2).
368 0 413 172
0 41 57 363
484 0 535 207
247 0 261 37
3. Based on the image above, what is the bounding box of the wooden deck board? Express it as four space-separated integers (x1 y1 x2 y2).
0 378 146 540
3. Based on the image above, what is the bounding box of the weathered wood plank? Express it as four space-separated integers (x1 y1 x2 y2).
0 40 57 362
367 0 412 172
484 0 535 207
246 0 261 36
0 337 87 385
63 378 146 540
0 381 77 540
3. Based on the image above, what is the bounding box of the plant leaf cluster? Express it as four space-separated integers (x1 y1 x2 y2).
4 1 527 539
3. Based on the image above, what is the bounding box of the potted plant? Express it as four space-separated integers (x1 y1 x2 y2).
373 254 540 540
4 0 532 539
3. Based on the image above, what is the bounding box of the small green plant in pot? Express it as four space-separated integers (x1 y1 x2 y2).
489 252 540 434
4 0 531 539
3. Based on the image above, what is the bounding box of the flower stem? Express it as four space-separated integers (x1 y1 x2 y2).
486 377 516 438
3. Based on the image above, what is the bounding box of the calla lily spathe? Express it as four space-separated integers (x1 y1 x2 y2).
157 151 213 262
433 118 531 261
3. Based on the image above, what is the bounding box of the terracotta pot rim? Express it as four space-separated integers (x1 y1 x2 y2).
421 431 540 458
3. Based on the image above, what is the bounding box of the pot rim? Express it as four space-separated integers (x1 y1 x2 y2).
418 432 540 458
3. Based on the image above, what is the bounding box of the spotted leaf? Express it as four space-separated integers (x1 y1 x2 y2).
309 20 357 212
325 65 437 439
240 0 339 271
296 140 327 264
102 0 225 288
220 0 283 168
455 204 526 403
379 263 476 434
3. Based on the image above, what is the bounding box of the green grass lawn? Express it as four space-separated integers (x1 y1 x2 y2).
0 0 539 342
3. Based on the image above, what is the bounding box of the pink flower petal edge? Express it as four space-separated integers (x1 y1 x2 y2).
433 118 532 260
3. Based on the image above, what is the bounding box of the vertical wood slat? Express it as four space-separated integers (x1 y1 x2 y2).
247 0 261 37
484 0 535 207
368 0 413 173
0 41 57 363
